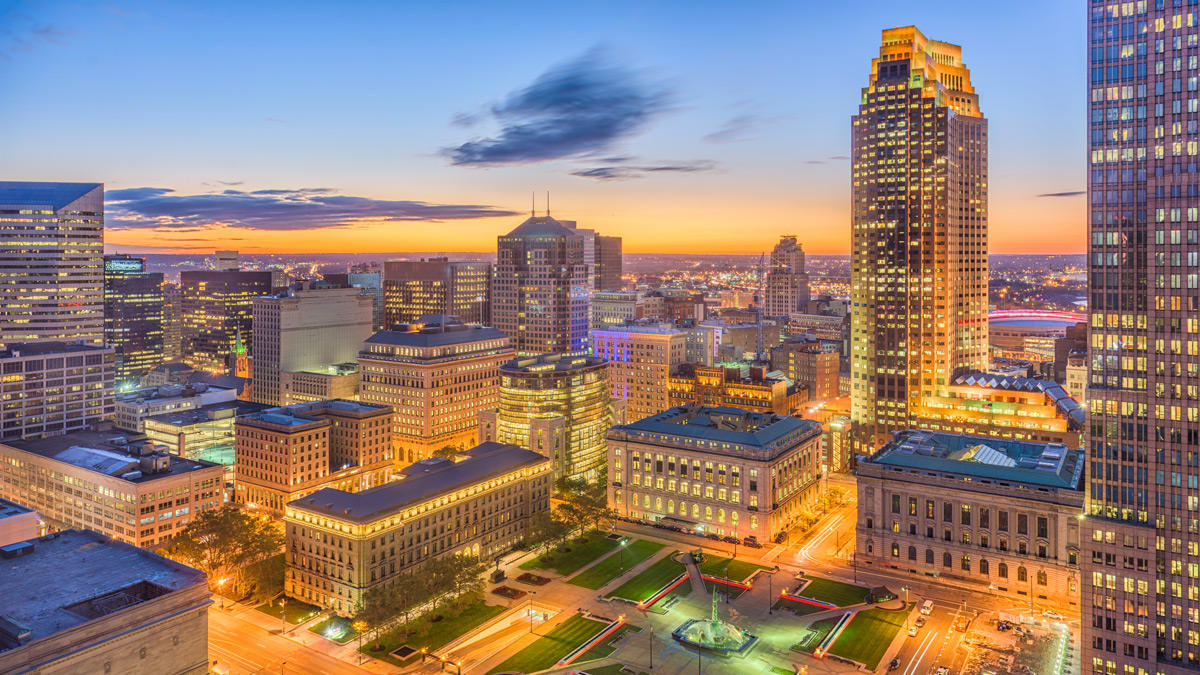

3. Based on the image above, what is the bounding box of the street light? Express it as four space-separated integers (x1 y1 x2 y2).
901 586 910 632
529 590 538 634
620 539 628 571
279 596 287 635
217 577 228 610
767 565 780 614
650 625 654 670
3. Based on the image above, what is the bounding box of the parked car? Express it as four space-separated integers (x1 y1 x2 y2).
721 536 739 544
1043 609 1063 620
907 625 919 637
774 532 787 544
915 616 926 628
935 667 949 675
705 533 721 541
889 658 901 671
743 540 763 549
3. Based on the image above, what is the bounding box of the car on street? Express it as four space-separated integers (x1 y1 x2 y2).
1043 609 1063 620
889 658 901 670
934 667 949 675
908 625 919 637
915 616 927 628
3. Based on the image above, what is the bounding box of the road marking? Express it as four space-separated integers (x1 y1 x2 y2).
904 630 939 675
763 545 783 562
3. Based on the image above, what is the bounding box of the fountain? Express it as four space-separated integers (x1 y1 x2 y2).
671 583 758 656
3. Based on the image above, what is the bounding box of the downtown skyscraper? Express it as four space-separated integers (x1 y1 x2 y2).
764 235 811 317
1083 3 1200 673
849 27 989 455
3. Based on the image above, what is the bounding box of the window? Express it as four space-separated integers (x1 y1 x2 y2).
943 552 952 568
961 505 972 526
926 549 934 564
1038 544 1048 559
998 562 1008 578
1017 566 1028 582
892 543 900 557
909 497 917 516
908 545 917 561
926 525 934 539
943 502 953 522
1037 516 1048 539
1037 570 1048 586
1018 514 1029 535
892 494 901 513
998 511 1009 532
961 555 971 571
980 559 989 575
980 508 990 529
866 517 874 529
926 499 934 518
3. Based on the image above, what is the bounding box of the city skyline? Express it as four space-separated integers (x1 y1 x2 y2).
3 1 1082 256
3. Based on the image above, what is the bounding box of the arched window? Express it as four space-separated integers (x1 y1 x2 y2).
668 500 675 514
892 543 900 557
718 509 726 524
925 549 934 564
705 506 713 521
961 555 971 571
998 562 1008 578
731 511 738 526
693 504 701 518
943 552 952 568
980 559 989 575
1017 566 1028 582
908 546 917 561
614 489 622 505
655 497 662 511
1037 570 1048 586
750 515 758 530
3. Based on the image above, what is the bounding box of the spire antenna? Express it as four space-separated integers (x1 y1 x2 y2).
546 190 550 216
531 191 535 217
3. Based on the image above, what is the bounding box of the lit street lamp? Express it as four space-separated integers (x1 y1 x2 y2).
529 590 538 634
620 538 627 571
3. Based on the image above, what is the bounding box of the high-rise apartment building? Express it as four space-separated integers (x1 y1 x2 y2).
850 27 989 455
764 235 811 317
358 316 513 464
1082 4 1200 673
180 270 273 374
383 258 491 326
104 254 165 388
592 321 688 423
0 182 105 349
478 354 616 482
492 216 590 356
251 283 375 406
0 342 116 442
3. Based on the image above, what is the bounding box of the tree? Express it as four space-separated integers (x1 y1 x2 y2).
160 506 283 593
525 511 559 556
448 556 489 609
557 502 590 538
431 445 461 460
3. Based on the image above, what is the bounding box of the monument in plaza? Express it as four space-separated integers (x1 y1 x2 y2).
672 581 758 656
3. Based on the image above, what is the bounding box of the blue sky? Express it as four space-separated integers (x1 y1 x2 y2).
0 0 1086 254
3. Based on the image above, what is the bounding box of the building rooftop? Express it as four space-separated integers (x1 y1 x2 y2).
952 371 1085 430
0 498 33 520
363 317 509 349
503 215 577 238
592 321 684 336
4 430 222 484
0 530 207 652
501 353 607 374
616 405 821 449
289 442 548 523
239 399 391 429
143 400 275 428
0 181 101 209
0 342 112 359
865 429 1085 490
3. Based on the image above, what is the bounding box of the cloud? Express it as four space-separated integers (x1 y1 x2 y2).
703 115 759 144
570 161 717 181
1037 190 1085 197
803 160 825 165
828 155 850 160
444 47 671 166
106 187 520 232
0 19 68 61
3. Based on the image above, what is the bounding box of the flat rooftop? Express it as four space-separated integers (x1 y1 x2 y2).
866 429 1085 490
0 530 207 652
0 498 33 520
145 400 275 427
4 430 222 484
501 354 606 374
615 405 821 449
0 342 111 359
289 442 548 523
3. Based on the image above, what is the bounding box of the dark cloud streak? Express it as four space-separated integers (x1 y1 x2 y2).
570 161 717 181
1037 190 1085 197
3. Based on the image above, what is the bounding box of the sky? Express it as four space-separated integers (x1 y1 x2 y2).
0 0 1085 256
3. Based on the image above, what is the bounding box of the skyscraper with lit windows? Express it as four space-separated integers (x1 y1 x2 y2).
103 254 165 388
1082 3 1200 673
849 26 989 455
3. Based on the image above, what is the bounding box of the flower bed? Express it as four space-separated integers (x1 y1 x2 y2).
491 585 527 600
517 572 552 586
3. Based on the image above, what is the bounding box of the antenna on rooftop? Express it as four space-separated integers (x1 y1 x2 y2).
531 191 535 217
546 190 550 216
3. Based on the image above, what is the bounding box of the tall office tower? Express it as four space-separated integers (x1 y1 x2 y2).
592 321 688 422
180 270 273 374
161 282 183 362
493 215 590 356
596 234 624 291
214 250 239 271
250 283 375 406
1082 5 1200 673
103 254 165 388
383 258 491 326
849 26 989 455
0 182 104 349
478 354 616 482
358 316 513 464
325 263 385 330
764 235 811 317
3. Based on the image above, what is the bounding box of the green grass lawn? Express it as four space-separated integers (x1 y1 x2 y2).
646 578 692 614
360 599 506 667
697 556 770 582
605 552 684 602
826 606 910 669
486 613 608 675
568 540 665 590
772 596 829 616
254 598 322 625
703 579 749 600
576 623 642 662
309 616 359 643
791 617 840 652
797 575 870 607
520 531 621 576
582 665 646 675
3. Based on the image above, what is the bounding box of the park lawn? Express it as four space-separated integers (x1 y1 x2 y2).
772 596 828 616
605 552 684 602
568 540 665 590
646 578 692 614
576 623 642 662
309 616 359 643
254 598 322 625
697 556 770 582
826 607 909 669
791 617 840 652
583 665 647 675
486 613 608 675
520 531 620 576
361 599 506 667
703 579 749 600
797 575 870 607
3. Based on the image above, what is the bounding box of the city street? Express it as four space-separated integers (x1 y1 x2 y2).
209 603 381 675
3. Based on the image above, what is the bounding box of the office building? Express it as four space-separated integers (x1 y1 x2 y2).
0 342 115 442
280 363 360 405
115 380 239 433
822 415 852 475
251 283 375 406
914 372 1085 447
680 321 720 367
0 498 38 547
0 530 210 675
0 429 225 549
358 316 513 464
162 282 183 363
104 254 166 388
850 27 989 455
478 354 616 482
669 363 803 415
596 234 624 291
284 442 551 614
383 258 491 326
214 250 239 271
764 235 811 317
325 263 385 330
142 399 274 482
771 337 840 402
646 289 707 323
856 430 1084 607
180 270 272 374
0 182 104 350
592 322 688 423
492 216 590 356
608 406 823 542
592 291 645 328
1082 2 1200 671
233 400 395 516
1064 352 1087 401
